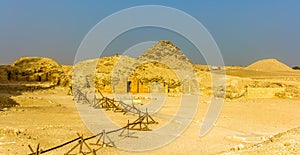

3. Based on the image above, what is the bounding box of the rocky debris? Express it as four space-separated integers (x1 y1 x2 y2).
234 144 245 150
220 127 300 154
131 62 180 88
204 75 300 100
196 74 250 99
59 65 73 86
109 55 137 91
0 128 26 137
73 56 134 92
245 58 293 72
224 76 250 99
73 58 99 89
284 142 291 146
275 85 300 98
247 81 285 88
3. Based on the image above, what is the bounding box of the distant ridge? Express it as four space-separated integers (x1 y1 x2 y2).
245 59 293 72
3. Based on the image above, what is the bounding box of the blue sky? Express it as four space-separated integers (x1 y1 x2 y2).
0 0 299 66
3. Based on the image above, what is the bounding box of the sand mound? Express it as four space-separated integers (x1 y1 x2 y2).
245 59 293 72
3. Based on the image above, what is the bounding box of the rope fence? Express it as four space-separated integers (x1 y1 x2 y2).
28 89 158 155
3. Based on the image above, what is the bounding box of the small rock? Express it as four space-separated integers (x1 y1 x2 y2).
257 144 263 147
13 129 21 136
234 144 245 150
269 135 274 142
284 142 291 146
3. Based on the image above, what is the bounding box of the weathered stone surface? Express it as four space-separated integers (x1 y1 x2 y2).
6 57 71 86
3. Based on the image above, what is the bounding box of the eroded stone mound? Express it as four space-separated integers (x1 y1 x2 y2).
73 56 134 92
245 59 293 72
12 57 60 69
9 57 71 86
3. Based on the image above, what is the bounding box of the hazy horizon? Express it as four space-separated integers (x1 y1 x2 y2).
1 1 299 67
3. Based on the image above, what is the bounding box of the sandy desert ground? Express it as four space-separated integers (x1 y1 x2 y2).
0 81 299 154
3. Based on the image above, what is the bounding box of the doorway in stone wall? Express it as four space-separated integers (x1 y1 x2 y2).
127 81 131 93
38 75 42 82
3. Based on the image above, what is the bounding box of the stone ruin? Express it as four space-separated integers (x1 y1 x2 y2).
1 41 299 100
3 57 72 86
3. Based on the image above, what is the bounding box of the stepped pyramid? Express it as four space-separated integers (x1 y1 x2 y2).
137 40 193 70
136 40 198 93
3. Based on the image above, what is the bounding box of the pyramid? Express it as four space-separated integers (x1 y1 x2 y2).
137 40 192 69
245 59 293 72
136 40 197 93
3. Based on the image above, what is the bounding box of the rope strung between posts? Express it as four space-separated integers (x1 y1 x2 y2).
28 119 156 155
74 89 145 115
28 109 157 154
28 89 158 154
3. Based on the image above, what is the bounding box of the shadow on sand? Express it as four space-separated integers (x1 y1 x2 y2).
0 83 55 110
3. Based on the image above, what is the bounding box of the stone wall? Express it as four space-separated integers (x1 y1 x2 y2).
0 66 10 83
246 87 285 98
128 77 150 93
